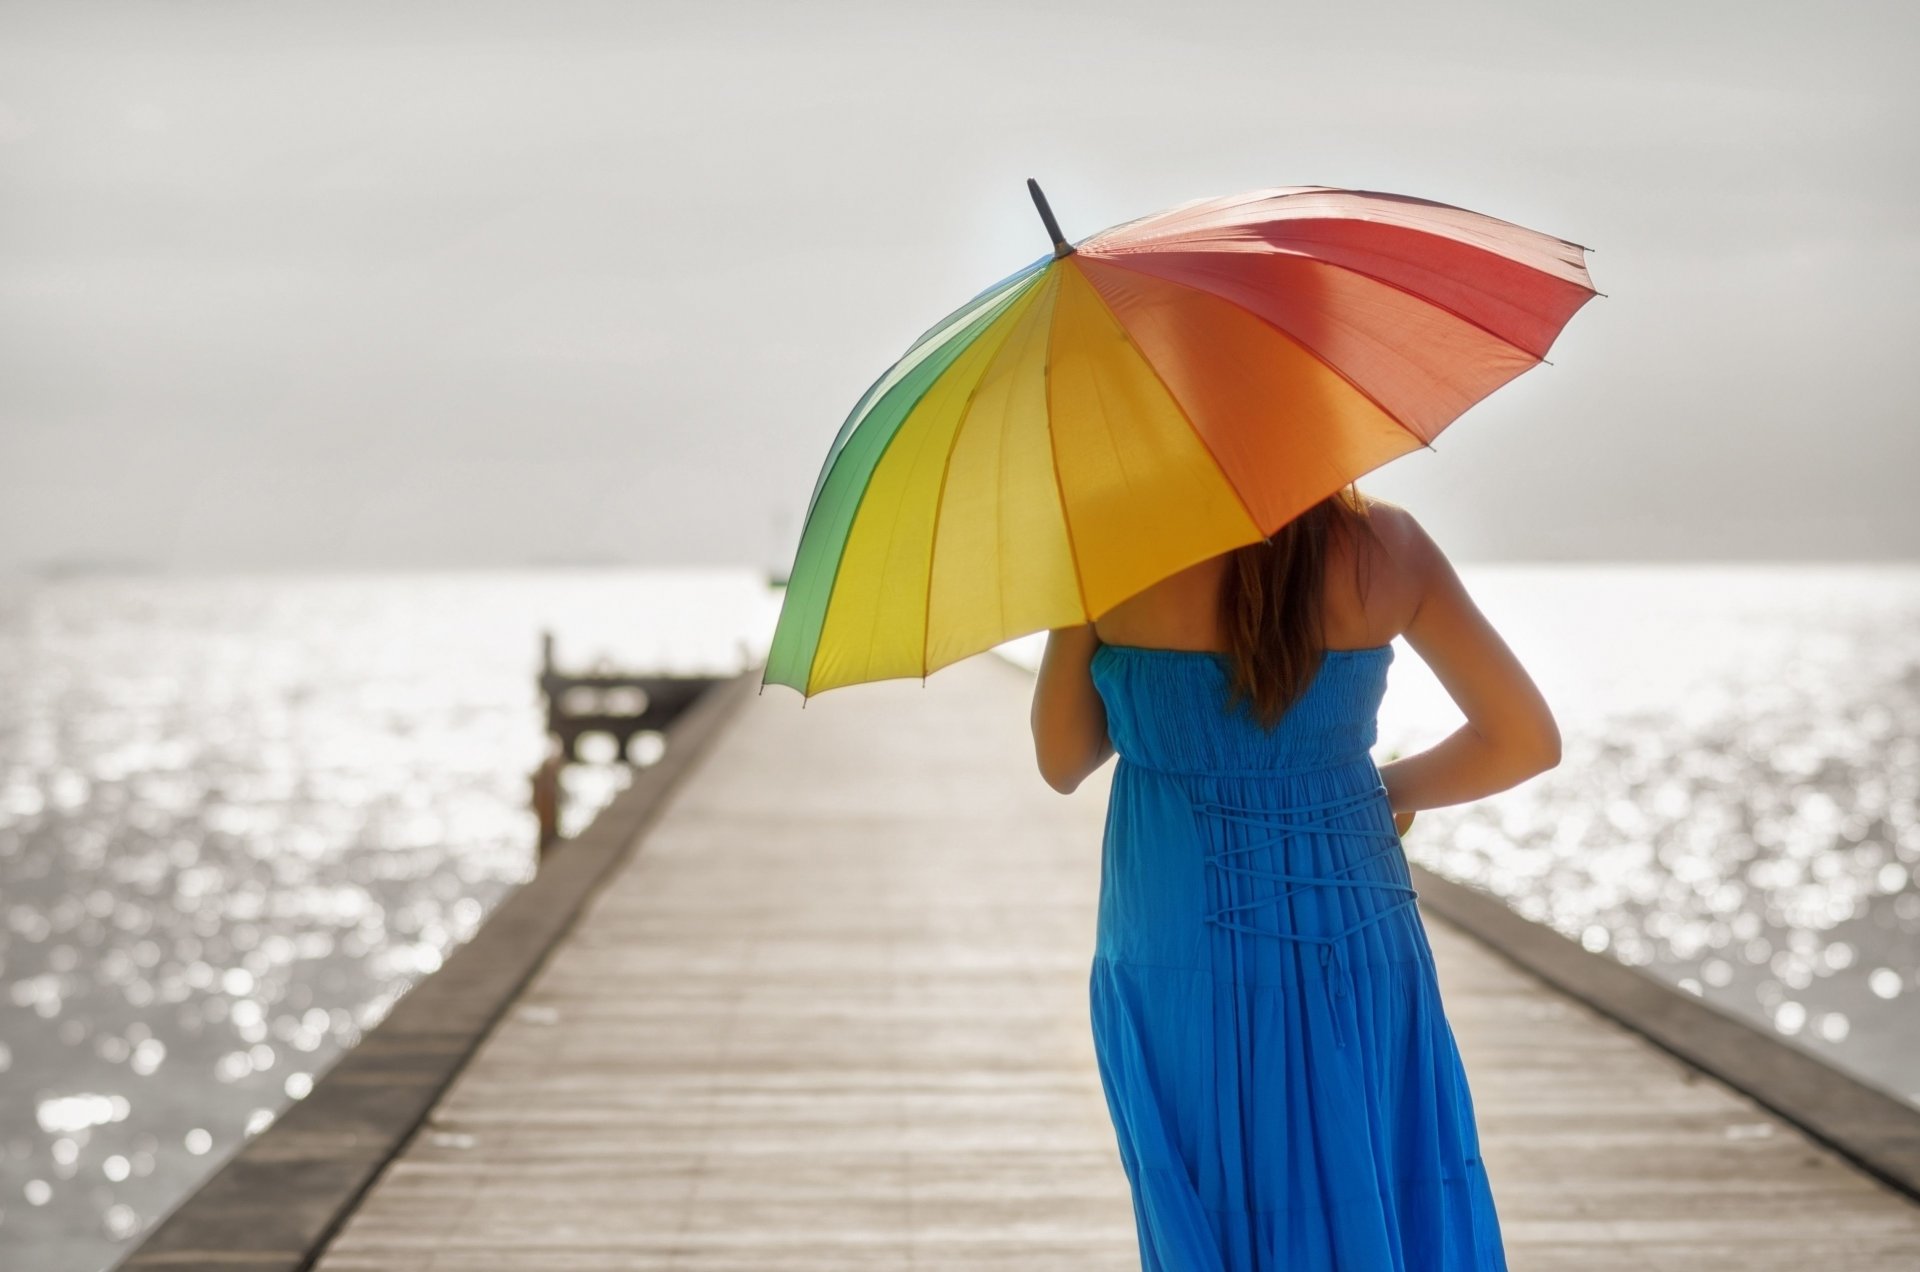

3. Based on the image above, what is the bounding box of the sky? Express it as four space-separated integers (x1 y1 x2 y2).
1 0 1915 573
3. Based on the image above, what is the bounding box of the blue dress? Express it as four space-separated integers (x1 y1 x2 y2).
1088 641 1508 1270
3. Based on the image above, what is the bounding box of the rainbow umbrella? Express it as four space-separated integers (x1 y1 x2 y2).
763 181 1598 700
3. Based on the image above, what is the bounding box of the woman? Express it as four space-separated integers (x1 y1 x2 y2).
1029 486 1560 1270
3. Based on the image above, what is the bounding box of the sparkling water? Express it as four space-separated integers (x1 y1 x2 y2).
3 563 1916 1270
0 568 775 1271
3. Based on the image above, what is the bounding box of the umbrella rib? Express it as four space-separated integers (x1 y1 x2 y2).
1093 239 1576 369
1086 255 1439 454
1289 246 1572 364
918 279 1048 679
1042 277 1093 623
920 444 960 682
1091 187 1593 276
1073 266 1264 541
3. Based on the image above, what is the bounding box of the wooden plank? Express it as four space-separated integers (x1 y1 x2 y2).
312 653 1920 1270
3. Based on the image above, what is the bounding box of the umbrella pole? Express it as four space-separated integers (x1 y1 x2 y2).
1027 179 1074 258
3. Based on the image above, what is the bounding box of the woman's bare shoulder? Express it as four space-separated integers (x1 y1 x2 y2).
1358 491 1417 540
1355 494 1441 585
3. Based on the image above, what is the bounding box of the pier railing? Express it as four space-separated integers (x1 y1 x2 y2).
529 630 725 857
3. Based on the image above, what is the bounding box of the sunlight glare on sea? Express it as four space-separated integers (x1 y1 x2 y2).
0 568 779 1272
2 562 1915 1272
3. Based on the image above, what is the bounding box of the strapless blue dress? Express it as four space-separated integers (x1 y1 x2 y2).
1088 641 1508 1270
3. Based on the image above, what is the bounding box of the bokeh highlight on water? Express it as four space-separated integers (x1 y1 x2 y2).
0 569 776 1271
1 563 1916 1271
1374 566 1919 1108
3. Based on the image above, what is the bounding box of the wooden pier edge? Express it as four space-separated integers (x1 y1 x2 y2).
113 668 762 1272
1409 861 1920 1203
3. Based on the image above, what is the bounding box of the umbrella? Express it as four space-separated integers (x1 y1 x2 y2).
763 180 1598 700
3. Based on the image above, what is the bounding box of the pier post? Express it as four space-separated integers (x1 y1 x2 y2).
529 631 724 865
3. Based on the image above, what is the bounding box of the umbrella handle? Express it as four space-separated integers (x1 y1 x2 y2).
1027 179 1074 258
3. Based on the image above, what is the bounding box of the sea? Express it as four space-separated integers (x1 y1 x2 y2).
2 563 1916 1271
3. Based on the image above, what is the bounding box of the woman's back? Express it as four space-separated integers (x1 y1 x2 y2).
1089 494 1421 656
1091 641 1391 775
1081 493 1560 821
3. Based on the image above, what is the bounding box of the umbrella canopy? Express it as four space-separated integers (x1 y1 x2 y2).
764 182 1598 700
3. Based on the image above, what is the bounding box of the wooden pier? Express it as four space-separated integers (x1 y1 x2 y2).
135 651 1920 1269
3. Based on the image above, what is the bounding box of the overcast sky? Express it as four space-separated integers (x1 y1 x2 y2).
2 0 1915 573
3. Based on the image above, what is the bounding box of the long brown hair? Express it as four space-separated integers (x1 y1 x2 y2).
1218 485 1377 730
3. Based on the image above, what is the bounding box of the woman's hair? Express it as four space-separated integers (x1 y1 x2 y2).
1217 484 1377 730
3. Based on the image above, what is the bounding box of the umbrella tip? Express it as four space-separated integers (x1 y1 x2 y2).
1027 179 1074 258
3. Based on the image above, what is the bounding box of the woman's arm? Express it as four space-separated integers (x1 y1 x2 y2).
1030 623 1114 794
1377 514 1562 816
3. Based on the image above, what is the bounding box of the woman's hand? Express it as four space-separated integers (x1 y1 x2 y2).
1378 750 1415 837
